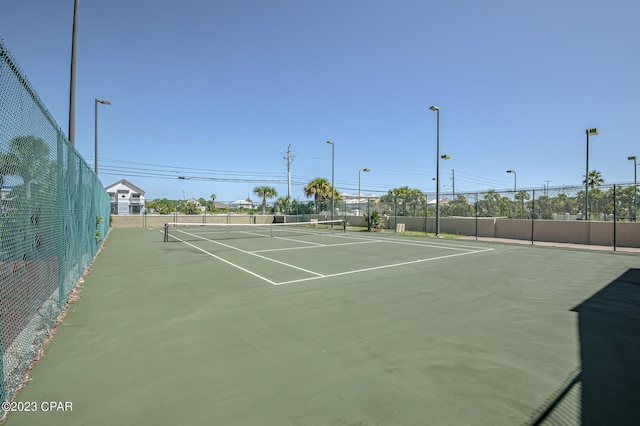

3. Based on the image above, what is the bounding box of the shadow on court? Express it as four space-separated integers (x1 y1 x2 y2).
527 268 640 425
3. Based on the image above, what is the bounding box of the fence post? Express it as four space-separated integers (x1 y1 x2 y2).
475 193 479 240
57 131 66 307
613 184 617 251
393 198 397 232
424 194 428 234
0 323 4 413
531 189 535 245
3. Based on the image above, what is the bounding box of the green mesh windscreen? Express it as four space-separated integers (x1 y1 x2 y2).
0 39 110 417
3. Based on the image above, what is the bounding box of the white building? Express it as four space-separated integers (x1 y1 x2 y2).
342 192 379 215
229 199 253 209
105 179 146 215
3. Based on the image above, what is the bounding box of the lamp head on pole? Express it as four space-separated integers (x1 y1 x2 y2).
507 170 515 174
586 128 598 136
96 99 111 105
326 140 333 145
440 154 451 160
628 156 637 161
361 168 371 173
429 105 439 111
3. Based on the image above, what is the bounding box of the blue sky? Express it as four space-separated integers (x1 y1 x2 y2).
1 0 638 202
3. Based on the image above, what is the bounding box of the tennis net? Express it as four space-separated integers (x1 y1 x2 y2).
164 219 346 242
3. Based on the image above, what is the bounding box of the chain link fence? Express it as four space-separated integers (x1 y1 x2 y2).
145 184 639 240
340 185 638 248
0 40 110 417
340 185 637 223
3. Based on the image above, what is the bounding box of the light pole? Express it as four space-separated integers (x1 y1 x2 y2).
584 128 599 220
629 155 637 220
68 0 78 147
358 168 370 216
507 170 517 200
429 106 441 236
326 140 335 222
94 98 111 175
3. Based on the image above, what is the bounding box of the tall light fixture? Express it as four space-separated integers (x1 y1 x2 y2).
95 98 111 174
358 168 371 216
429 105 448 237
326 140 335 221
68 0 79 146
584 128 599 220
629 155 638 221
507 170 517 201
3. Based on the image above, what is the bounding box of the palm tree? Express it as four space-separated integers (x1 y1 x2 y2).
253 186 278 214
479 190 510 217
178 200 200 215
514 190 531 219
383 187 425 216
304 178 333 212
5 135 51 198
583 170 604 188
210 193 217 212
441 194 473 217
274 196 292 214
0 151 7 190
552 192 578 215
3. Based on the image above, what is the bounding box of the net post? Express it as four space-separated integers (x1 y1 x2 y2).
342 219 346 233
531 189 535 245
164 223 168 242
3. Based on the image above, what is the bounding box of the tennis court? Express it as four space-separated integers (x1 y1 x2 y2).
163 220 494 286
4 226 640 425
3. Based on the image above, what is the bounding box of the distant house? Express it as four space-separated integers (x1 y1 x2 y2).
105 179 146 215
342 192 380 215
213 202 228 210
230 199 253 210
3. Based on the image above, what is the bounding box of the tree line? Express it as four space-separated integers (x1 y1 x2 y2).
144 172 638 220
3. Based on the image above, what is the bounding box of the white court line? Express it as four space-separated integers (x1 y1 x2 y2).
252 226 485 252
274 248 495 285
256 229 488 252
163 228 495 286
252 239 381 253
168 235 278 285
193 230 326 247
318 232 488 252
172 229 325 277
267 235 326 246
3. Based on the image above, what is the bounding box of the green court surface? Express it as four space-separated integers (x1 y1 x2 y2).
4 227 639 425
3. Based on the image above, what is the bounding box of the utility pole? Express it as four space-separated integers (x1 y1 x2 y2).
451 169 455 196
283 144 296 199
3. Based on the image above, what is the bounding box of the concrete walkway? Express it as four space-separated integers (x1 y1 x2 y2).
458 236 640 253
